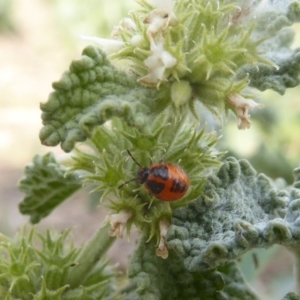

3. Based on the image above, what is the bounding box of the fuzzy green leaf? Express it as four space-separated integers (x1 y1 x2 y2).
125 236 258 300
236 2 300 94
167 157 300 273
238 48 300 95
39 46 168 152
18 153 81 224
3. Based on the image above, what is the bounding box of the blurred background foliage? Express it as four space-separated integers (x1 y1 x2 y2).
0 0 299 299
0 0 15 33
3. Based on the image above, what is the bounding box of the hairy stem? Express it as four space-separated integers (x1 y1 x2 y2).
67 223 115 288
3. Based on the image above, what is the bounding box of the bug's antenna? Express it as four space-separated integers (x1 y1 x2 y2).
118 178 137 189
118 150 143 189
127 150 143 168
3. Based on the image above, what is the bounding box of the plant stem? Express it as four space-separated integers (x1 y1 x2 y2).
67 223 115 288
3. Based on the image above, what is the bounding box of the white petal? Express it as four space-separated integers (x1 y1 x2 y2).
79 35 124 54
144 54 161 69
161 51 177 68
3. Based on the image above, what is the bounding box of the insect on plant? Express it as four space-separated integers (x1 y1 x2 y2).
119 150 190 201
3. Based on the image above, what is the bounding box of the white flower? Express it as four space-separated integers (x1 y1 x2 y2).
79 35 124 54
139 38 177 86
144 0 178 38
104 210 133 239
227 93 264 130
156 219 170 259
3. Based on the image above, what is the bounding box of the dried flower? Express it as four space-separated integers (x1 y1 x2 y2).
104 210 133 239
227 93 264 129
156 219 170 259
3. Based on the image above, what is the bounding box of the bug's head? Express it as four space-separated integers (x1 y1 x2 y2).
137 167 150 184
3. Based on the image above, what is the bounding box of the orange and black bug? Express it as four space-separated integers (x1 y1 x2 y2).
119 150 189 201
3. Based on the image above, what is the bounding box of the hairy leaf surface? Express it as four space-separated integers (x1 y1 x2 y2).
19 153 81 223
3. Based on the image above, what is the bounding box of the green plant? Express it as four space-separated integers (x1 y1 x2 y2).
11 0 300 299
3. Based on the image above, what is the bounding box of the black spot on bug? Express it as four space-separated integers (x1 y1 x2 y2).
146 180 165 194
150 165 169 180
170 179 187 193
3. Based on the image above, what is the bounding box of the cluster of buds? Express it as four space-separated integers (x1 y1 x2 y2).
82 0 179 88
80 0 270 129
